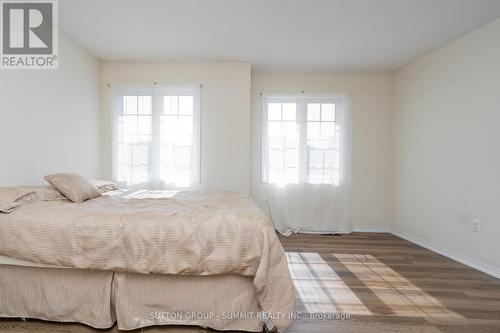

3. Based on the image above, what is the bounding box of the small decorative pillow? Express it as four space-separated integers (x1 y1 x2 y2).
89 180 120 193
0 187 37 213
44 173 101 203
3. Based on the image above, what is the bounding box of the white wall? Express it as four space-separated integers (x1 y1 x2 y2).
0 30 101 186
393 18 500 273
101 62 251 194
251 72 393 230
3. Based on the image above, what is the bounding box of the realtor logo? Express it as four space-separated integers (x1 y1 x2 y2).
1 0 58 69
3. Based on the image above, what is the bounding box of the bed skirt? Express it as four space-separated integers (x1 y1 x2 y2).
113 272 263 331
0 265 264 331
0 265 115 328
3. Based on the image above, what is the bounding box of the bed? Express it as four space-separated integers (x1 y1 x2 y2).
0 186 294 332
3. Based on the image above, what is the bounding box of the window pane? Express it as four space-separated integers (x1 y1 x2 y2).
324 149 339 169
321 103 335 121
285 148 298 168
160 95 196 187
325 168 340 185
178 96 193 115
138 96 152 114
164 96 178 115
177 134 192 145
285 168 298 184
307 122 320 142
320 122 335 148
131 165 148 185
324 168 335 185
307 103 320 121
268 136 283 150
178 116 193 135
173 169 191 187
309 148 323 168
138 115 152 135
131 143 149 165
124 96 138 115
117 164 129 183
268 121 282 137
283 122 297 147
269 169 284 186
282 103 296 121
163 116 178 139
304 102 339 185
124 114 152 144
268 103 281 121
124 115 137 134
161 144 174 167
308 168 323 184
174 146 191 168
117 139 150 186
267 102 298 186
269 148 283 169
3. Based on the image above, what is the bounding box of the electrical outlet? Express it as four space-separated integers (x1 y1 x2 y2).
472 219 481 233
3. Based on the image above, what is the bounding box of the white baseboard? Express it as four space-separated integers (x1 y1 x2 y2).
352 226 390 233
392 229 500 280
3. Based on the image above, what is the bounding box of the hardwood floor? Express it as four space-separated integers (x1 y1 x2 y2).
280 233 500 332
1 233 500 332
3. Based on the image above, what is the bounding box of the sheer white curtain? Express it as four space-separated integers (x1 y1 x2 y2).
111 85 201 190
261 94 352 235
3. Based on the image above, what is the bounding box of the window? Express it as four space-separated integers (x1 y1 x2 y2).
266 102 299 185
112 85 200 188
306 102 339 184
262 94 350 186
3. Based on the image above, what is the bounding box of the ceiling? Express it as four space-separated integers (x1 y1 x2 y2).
59 0 500 72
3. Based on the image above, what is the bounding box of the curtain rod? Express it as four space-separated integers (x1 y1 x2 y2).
106 83 203 89
260 90 306 95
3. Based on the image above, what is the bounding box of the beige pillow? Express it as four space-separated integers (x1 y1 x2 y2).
0 187 37 213
89 180 120 193
44 173 101 203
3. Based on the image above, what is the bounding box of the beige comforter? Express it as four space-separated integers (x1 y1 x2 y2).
0 190 294 331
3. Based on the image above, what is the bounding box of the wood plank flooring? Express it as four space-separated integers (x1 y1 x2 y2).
1 233 500 332
280 233 500 332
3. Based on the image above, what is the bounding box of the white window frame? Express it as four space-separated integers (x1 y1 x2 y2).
261 93 351 186
111 84 201 188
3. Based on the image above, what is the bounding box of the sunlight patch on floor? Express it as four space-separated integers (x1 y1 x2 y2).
287 252 365 314
332 253 463 319
287 251 463 319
